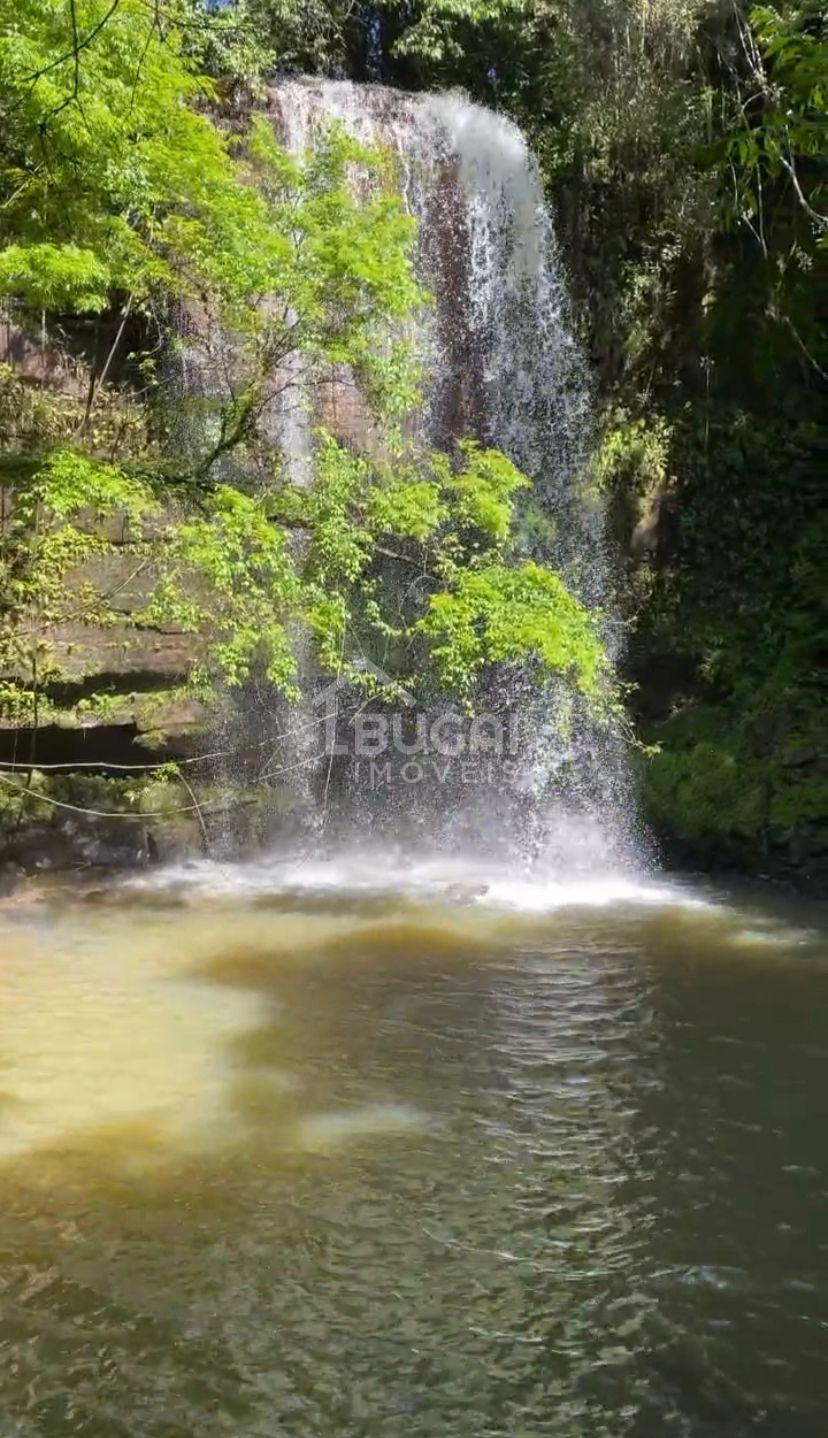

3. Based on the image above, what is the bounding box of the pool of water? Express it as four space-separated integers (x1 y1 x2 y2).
0 854 825 1436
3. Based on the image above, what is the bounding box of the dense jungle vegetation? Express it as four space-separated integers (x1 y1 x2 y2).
0 0 824 878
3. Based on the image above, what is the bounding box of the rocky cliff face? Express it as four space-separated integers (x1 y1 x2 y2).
0 308 212 873
0 327 204 747
0 80 631 878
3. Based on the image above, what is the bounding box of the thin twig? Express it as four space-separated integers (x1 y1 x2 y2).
177 768 209 851
79 296 134 434
22 0 122 86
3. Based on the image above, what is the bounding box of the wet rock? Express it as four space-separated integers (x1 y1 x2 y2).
0 860 24 896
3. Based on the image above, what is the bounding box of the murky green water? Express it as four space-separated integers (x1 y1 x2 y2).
0 858 826 1436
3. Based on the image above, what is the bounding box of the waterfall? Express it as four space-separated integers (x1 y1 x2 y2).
268 79 642 873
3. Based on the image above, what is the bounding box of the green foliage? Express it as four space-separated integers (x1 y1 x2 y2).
0 364 149 456
0 245 110 313
592 410 673 499
179 0 276 93
366 474 445 543
242 0 358 75
145 485 302 693
642 702 827 867
635 405 825 872
21 449 155 526
643 716 774 854
0 0 243 308
302 434 373 591
703 2 827 383
370 0 822 401
0 1 423 462
0 446 300 712
418 561 607 701
0 429 613 729
0 767 192 831
0 1 608 751
721 3 826 243
435 440 528 547
289 432 613 708
371 0 823 874
647 410 821 693
0 448 156 723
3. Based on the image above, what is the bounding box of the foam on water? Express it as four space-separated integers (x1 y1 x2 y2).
295 1104 427 1153
125 847 709 915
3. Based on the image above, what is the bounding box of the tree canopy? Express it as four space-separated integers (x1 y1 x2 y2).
0 0 612 737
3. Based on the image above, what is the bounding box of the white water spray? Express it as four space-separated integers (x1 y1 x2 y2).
268 80 642 875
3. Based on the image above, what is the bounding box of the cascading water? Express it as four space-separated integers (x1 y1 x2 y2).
267 79 642 875
273 82 594 563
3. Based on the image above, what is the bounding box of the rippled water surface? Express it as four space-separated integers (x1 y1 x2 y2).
0 856 826 1436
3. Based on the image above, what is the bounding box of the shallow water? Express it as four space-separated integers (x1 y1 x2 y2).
0 855 826 1436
